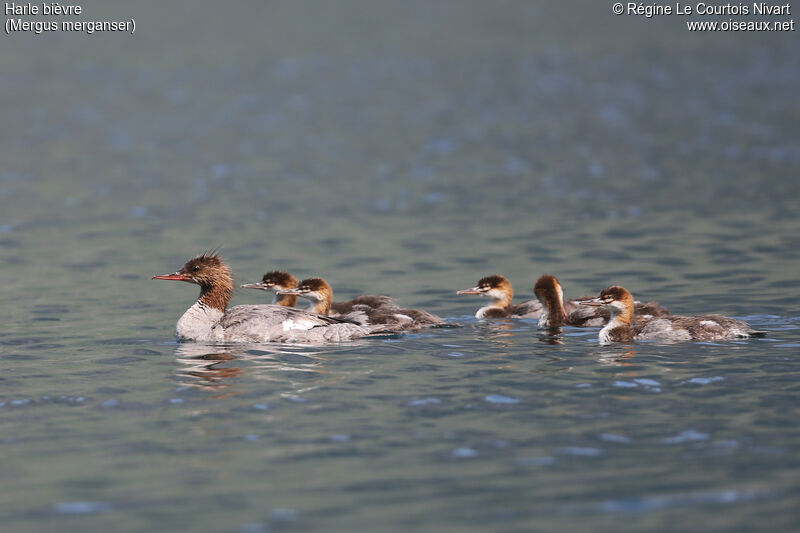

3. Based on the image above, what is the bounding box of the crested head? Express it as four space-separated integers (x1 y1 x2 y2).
240 269 298 306
457 274 513 313
153 250 233 312
478 275 510 290
261 270 298 290
294 278 332 301
478 275 513 303
178 251 233 287
596 285 635 316
598 285 633 303
460 274 513 298
179 251 232 287
279 277 334 314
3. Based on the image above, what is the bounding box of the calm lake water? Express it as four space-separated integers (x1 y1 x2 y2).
1 1 799 531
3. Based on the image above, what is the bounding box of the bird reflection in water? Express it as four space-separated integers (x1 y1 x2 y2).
597 346 636 367
473 320 518 346
174 344 245 399
469 321 523 369
173 343 365 399
536 326 565 346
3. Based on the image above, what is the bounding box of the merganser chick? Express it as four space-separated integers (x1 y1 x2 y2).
241 271 395 312
458 274 668 324
240 271 299 307
582 285 767 345
279 277 336 315
533 275 569 328
278 277 446 331
533 275 669 328
152 253 395 343
457 275 541 319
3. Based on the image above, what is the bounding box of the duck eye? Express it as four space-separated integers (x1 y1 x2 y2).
193 266 200 272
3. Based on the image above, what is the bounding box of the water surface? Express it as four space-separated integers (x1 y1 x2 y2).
1 1 799 531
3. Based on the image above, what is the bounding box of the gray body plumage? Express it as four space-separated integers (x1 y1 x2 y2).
330 294 446 332
176 301 388 343
634 314 765 342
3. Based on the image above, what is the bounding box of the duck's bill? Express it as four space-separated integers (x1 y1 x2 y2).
580 298 604 307
277 288 303 295
456 287 483 295
152 272 189 281
240 282 269 290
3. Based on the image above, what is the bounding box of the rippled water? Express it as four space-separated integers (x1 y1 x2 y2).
1 1 799 531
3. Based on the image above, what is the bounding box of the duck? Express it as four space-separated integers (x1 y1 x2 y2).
240 271 395 312
152 253 397 343
581 285 767 344
276 277 447 331
533 275 669 329
240 270 299 307
458 274 668 325
456 275 542 319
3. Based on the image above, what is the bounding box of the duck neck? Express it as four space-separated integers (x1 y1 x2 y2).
598 304 633 343
198 278 233 313
305 294 330 315
487 289 513 310
475 291 511 318
538 292 567 328
274 292 298 307
311 300 330 315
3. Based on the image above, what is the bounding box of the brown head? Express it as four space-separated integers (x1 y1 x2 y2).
240 270 299 306
533 275 566 326
581 285 635 322
457 274 514 307
152 251 233 312
278 277 333 315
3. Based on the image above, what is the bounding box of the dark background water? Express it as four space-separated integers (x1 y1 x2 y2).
1 1 799 531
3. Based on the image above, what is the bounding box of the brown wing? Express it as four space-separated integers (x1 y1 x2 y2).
669 314 766 340
563 298 668 327
353 304 445 331
394 308 444 326
635 301 670 318
331 294 395 315
566 307 607 327
482 307 513 318
609 326 636 342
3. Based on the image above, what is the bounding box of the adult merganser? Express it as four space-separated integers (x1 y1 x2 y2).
458 274 668 324
533 275 669 329
582 285 767 344
240 270 299 307
152 253 395 343
277 277 446 331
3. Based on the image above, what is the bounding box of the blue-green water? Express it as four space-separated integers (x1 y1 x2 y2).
1 1 799 531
